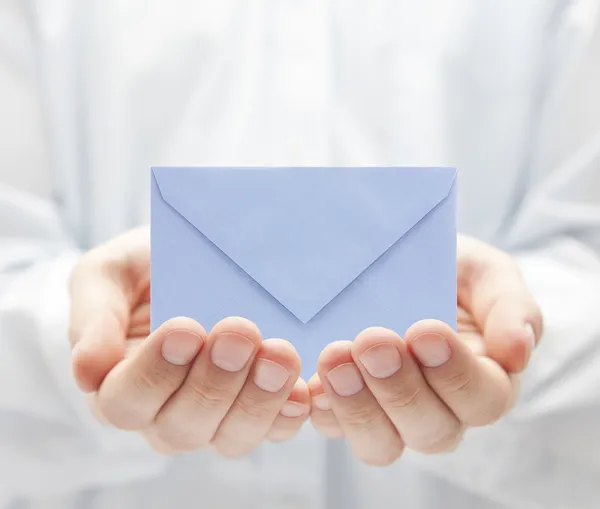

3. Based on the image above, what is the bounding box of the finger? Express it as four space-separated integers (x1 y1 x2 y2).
308 375 344 439
69 265 130 392
318 341 405 466
211 339 301 456
406 320 515 426
267 377 311 442
484 297 541 373
94 317 205 430
458 237 543 373
128 302 150 337
457 306 486 356
351 327 463 454
151 317 261 452
69 228 150 392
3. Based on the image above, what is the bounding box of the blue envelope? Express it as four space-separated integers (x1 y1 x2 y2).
151 167 457 379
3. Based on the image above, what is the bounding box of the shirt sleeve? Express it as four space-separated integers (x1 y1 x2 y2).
0 3 166 504
0 191 168 503
505 0 600 417
408 4 600 508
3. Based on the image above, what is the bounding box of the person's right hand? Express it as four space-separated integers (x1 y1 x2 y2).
68 227 310 456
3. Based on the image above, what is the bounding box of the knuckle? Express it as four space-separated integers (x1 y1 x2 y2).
439 367 474 395
134 362 182 393
342 402 387 429
183 379 235 410
385 384 423 412
235 393 276 421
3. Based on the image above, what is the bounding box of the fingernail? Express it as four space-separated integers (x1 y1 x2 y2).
253 359 290 393
411 333 451 367
359 343 402 379
313 394 332 411
161 330 203 365
280 401 308 418
211 333 255 372
326 363 364 397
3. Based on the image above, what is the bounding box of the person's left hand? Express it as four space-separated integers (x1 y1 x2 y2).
309 235 543 465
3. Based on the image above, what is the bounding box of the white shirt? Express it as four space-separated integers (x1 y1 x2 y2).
1 1 600 508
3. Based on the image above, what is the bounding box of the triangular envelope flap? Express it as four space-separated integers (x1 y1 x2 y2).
153 167 456 324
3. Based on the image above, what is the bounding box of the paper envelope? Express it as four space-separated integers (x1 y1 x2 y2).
151 167 457 379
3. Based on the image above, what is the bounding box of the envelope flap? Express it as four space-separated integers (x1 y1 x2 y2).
152 167 457 324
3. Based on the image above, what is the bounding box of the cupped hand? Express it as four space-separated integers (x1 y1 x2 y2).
309 234 543 466
69 227 310 456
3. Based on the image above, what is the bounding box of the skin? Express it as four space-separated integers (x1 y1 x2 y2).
69 227 542 463
309 236 543 465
